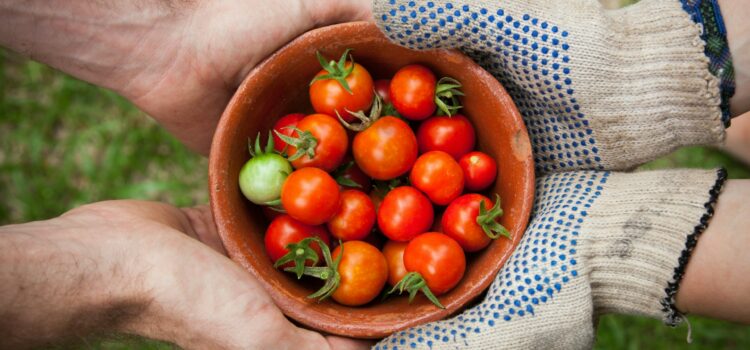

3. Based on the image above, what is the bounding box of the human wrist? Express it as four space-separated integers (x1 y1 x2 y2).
0 213 151 348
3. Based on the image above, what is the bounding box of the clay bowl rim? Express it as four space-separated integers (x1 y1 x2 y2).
208 21 535 339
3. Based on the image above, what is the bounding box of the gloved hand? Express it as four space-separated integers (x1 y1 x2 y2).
371 0 735 349
376 168 725 349
374 0 732 173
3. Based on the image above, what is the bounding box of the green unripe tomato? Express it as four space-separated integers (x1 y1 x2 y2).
239 152 292 205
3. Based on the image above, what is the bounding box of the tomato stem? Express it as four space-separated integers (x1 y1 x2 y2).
477 194 511 239
274 237 321 279
248 131 280 157
387 272 445 309
337 93 382 132
283 238 343 301
434 77 464 117
274 126 318 161
310 49 355 94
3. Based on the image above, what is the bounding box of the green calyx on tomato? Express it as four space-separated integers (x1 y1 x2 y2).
337 93 383 132
332 161 362 189
274 237 320 279
434 77 464 117
381 102 401 118
284 237 343 301
387 271 444 309
239 132 292 206
274 127 318 161
371 178 403 196
478 194 511 239
310 49 356 94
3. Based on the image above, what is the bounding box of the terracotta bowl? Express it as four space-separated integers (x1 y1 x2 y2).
209 21 534 339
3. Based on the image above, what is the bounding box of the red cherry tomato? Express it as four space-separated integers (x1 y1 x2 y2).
442 194 497 252
409 151 464 206
416 114 476 159
377 186 434 241
264 215 331 268
374 79 392 105
281 167 340 225
404 232 465 295
331 241 388 306
286 114 348 172
327 190 376 241
353 116 418 180
459 151 498 191
382 240 409 286
272 113 305 153
310 60 374 122
390 64 437 120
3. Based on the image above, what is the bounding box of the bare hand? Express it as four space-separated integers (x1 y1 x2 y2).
0 200 372 349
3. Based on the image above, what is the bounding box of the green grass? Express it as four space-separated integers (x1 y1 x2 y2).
2 43 749 350
0 50 198 349
0 50 208 225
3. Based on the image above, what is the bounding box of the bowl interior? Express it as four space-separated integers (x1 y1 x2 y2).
209 22 534 339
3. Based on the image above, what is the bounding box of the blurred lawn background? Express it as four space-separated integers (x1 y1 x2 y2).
1 0 748 348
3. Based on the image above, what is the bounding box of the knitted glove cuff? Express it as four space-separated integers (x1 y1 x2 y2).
583 168 727 325
680 0 735 127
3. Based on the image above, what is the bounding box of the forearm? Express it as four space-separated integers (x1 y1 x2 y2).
718 0 750 116
676 179 750 324
0 215 148 349
0 0 186 97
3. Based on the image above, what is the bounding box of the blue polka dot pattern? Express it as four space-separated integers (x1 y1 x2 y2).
374 171 609 349
378 1 603 173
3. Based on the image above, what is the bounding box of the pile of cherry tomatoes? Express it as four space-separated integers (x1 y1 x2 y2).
238 49 509 308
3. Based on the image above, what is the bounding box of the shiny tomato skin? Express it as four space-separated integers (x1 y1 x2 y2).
409 151 464 206
416 114 476 160
327 190 376 241
442 194 494 252
264 215 331 268
390 65 437 120
377 186 434 241
374 79 392 105
281 167 340 225
404 232 466 295
310 63 374 122
331 241 388 306
287 114 348 172
382 240 409 286
353 116 418 180
459 151 498 192
272 113 305 153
